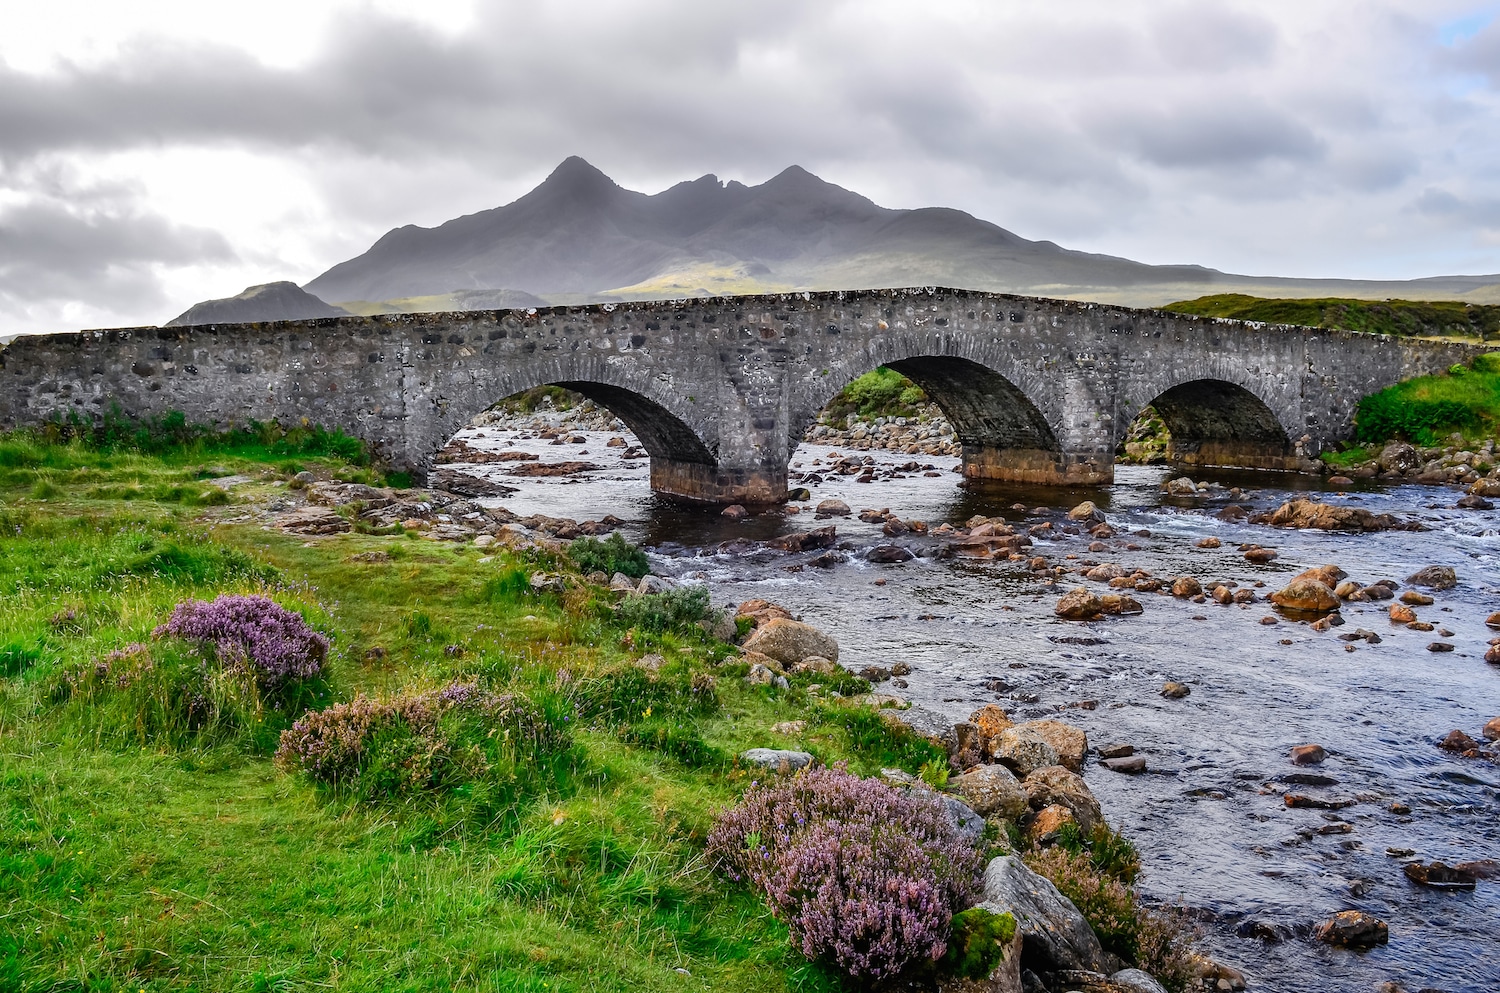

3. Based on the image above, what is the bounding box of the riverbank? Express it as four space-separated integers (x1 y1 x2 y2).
0 428 1224 992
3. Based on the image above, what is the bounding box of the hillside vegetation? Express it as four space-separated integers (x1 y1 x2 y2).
1162 293 1500 339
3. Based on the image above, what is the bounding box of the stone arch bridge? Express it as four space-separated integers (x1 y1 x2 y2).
0 288 1480 504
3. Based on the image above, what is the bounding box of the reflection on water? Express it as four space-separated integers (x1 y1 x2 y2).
447 424 1500 993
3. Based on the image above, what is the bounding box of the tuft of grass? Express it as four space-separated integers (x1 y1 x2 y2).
569 532 650 580
821 367 928 423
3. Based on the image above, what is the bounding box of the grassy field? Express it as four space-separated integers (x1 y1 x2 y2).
1162 293 1500 339
0 429 960 993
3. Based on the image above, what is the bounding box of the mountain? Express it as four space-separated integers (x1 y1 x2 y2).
166 282 349 326
169 159 1500 324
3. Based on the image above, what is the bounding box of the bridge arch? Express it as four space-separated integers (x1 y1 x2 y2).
793 349 1110 486
1120 377 1298 472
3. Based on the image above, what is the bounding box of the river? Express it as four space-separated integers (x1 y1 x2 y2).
448 419 1500 993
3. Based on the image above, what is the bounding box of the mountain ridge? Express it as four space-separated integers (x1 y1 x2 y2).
171 158 1500 324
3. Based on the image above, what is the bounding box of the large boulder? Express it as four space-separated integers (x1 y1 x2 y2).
1270 579 1340 614
1068 501 1104 524
950 764 1030 820
735 598 791 629
1406 565 1458 590
1251 498 1405 532
975 856 1109 973
991 727 1062 778
741 617 839 664
1055 587 1104 620
1022 765 1104 836
1018 720 1088 773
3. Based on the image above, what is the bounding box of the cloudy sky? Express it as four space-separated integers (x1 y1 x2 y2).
2 0 1499 334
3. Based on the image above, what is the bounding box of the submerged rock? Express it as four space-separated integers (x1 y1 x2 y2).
1252 498 1407 532
1055 587 1104 620
1315 910 1388 948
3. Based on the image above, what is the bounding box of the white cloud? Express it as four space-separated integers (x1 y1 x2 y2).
0 0 1497 334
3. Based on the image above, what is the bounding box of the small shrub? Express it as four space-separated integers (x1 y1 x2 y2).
707 766 983 982
154 594 328 690
614 585 710 632
275 682 570 803
1053 821 1141 884
943 907 1017 979
1025 846 1138 960
569 533 649 580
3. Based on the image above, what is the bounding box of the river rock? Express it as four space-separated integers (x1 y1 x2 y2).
1484 716 1500 741
1487 612 1500 629
976 856 1109 973
1244 547 1279 563
1099 593 1143 615
1163 476 1198 496
721 504 749 520
765 526 838 553
950 763 1030 820
1019 719 1088 773
1108 969 1169 993
1084 563 1126 582
1314 910 1388 948
1292 564 1346 587
1405 565 1457 590
1253 498 1405 532
867 544 915 563
1055 587 1105 620
1097 743 1134 759
1439 729 1479 752
1171 576 1203 598
1101 755 1147 774
742 618 839 665
1196 536 1221 548
1068 500 1104 524
814 498 851 516
1290 744 1327 765
739 748 811 773
1270 579 1340 613
792 655 841 676
1361 583 1394 600
991 727 1062 777
1403 861 1477 889
937 794 986 843
1427 641 1455 653
1379 441 1422 474
1399 590 1435 606
735 598 792 630
1028 804 1077 843
1161 681 1191 699
1388 604 1417 624
1021 765 1104 837
970 704 1014 744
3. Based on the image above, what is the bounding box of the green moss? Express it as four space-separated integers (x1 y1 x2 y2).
943 907 1017 979
822 367 928 422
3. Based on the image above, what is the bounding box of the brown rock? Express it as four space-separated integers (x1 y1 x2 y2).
1388 604 1417 624
1028 804 1077 843
1403 861 1477 889
1399 590 1435 606
735 598 792 629
1406 565 1457 590
741 618 839 665
1484 716 1500 741
1098 593 1143 615
1084 562 1125 581
1314 910 1388 948
991 727 1062 777
1270 579 1341 614
814 498 851 516
1211 585 1233 605
1290 744 1327 765
969 704 1014 744
1067 500 1104 523
1019 719 1088 773
1254 498 1406 532
1292 565 1346 587
1196 537 1221 548
1486 612 1500 629
1021 765 1103 835
1055 587 1105 620
1427 641 1455 653
721 504 749 520
1489 644 1500 665
1161 681 1191 699
1097 743 1134 759
1244 547 1279 563
1101 755 1147 774
950 763 1029 820
1408 620 1435 632
1439 729 1479 752
1171 576 1203 598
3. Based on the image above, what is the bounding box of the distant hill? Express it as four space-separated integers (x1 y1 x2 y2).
167 158 1500 325
1164 294 1500 339
166 282 348 326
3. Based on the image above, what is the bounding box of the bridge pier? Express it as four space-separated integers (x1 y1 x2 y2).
961 446 1114 487
649 458 786 505
1166 439 1305 473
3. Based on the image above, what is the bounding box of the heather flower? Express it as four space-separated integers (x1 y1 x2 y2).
155 594 328 687
707 765 983 981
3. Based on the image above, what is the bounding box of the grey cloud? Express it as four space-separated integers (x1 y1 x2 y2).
0 180 234 316
1097 100 1325 170
1147 4 1279 71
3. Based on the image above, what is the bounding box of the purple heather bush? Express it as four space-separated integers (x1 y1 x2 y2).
275 682 570 801
707 765 983 982
154 594 328 688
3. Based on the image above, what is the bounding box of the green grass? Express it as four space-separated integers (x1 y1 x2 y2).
0 430 932 992
1350 354 1500 446
1162 293 1500 340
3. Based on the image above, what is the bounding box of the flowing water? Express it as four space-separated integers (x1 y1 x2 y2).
449 422 1500 993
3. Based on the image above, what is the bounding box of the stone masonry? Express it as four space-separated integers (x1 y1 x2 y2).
0 287 1481 503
